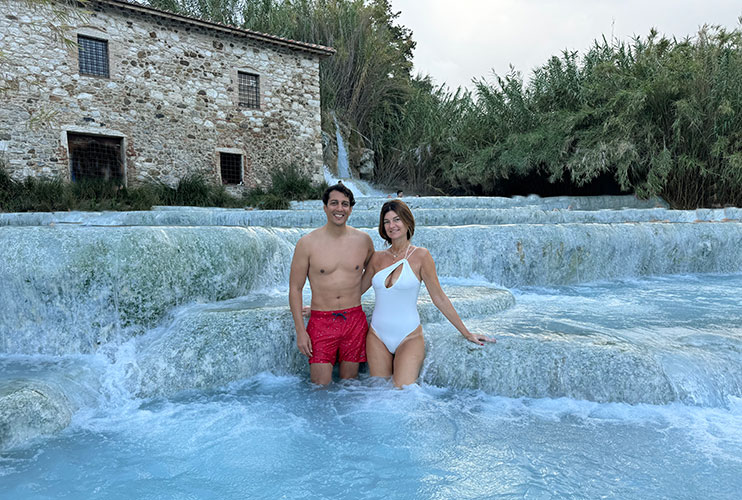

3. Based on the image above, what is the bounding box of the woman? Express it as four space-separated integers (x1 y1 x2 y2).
361 199 495 387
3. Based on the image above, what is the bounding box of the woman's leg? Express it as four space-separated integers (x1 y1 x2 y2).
392 327 425 388
366 326 393 378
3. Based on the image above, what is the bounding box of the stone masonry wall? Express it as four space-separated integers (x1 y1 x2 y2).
0 0 326 189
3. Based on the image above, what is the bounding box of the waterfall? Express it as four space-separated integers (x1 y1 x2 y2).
334 116 351 179
1 195 741 451
327 115 385 196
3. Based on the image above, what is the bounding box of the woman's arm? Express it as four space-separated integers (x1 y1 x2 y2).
419 249 495 345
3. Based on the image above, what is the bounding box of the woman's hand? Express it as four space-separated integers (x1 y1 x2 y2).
462 331 496 345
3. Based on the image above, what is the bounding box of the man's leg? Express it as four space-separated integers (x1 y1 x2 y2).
338 361 359 379
306 310 340 385
310 363 334 385
337 306 368 380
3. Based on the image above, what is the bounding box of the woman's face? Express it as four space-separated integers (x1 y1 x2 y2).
383 210 407 241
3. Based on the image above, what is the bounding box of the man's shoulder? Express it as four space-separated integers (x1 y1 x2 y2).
294 229 322 255
346 226 374 246
298 226 325 242
346 225 371 237
299 226 370 248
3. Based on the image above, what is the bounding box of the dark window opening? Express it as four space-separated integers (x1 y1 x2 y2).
78 35 109 77
238 72 259 109
220 152 242 185
68 133 124 182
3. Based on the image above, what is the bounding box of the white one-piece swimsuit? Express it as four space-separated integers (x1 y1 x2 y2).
370 246 421 354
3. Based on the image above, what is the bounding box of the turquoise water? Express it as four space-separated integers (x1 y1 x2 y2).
3 375 741 500
2 195 741 498
2 274 741 500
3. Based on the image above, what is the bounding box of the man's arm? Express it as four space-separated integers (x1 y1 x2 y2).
364 233 375 267
360 234 376 294
289 238 312 358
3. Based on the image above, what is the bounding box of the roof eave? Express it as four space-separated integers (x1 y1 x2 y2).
96 0 336 57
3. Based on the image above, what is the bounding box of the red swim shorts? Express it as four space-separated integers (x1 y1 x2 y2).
306 306 368 364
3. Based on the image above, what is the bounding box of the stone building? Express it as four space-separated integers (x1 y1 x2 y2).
0 0 334 189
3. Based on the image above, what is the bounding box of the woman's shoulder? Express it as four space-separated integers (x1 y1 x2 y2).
408 246 432 267
409 245 431 258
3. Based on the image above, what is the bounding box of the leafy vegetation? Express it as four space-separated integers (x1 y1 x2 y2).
1 158 327 212
0 163 327 212
148 1 741 208
245 165 328 209
0 166 208 212
384 26 742 208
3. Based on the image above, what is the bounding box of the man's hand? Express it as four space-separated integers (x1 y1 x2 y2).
297 330 313 358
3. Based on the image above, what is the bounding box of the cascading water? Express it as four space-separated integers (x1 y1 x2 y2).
327 115 385 196
1 194 741 499
334 116 351 179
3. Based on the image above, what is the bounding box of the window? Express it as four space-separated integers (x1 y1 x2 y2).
78 35 109 77
220 152 243 185
68 133 124 182
238 72 259 109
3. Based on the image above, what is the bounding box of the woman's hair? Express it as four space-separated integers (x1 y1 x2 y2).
378 199 415 244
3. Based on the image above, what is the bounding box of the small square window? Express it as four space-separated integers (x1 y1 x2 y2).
78 35 109 77
238 72 259 109
68 133 123 182
220 152 243 185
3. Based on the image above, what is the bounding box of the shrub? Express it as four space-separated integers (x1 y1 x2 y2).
0 164 14 210
1 163 323 212
244 165 326 210
254 192 290 210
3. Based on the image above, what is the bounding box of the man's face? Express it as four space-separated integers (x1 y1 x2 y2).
324 190 352 226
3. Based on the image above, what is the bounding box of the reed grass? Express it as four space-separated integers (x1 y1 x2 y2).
391 23 742 206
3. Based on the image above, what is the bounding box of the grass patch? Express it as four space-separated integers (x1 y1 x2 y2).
1 164 324 212
0 165 326 212
245 165 327 210
153 174 245 208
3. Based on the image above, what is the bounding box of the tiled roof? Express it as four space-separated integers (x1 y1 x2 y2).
98 0 336 56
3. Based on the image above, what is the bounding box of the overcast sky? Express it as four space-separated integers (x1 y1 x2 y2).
389 0 742 91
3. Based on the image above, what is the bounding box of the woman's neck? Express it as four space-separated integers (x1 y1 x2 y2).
389 239 409 256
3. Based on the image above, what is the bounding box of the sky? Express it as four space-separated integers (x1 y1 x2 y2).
389 0 742 91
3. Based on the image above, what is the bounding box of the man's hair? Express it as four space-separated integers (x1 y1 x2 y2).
322 183 356 206
378 199 415 244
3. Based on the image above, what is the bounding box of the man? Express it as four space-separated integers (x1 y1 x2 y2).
289 184 375 385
